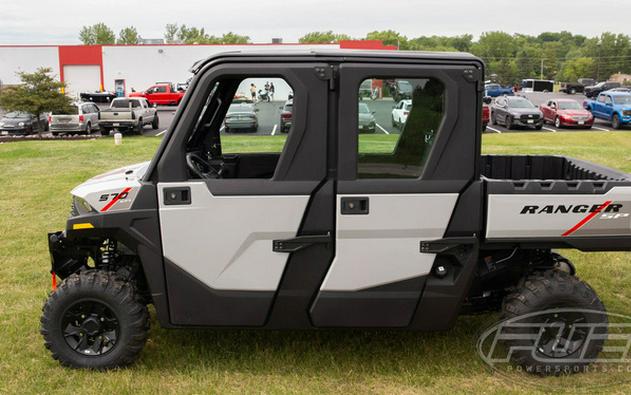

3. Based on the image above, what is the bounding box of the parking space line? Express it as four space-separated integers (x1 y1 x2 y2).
592 126 611 132
156 129 167 136
486 126 502 134
542 126 557 132
271 124 277 136
376 123 390 135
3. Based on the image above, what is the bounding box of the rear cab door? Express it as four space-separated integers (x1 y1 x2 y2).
310 58 483 328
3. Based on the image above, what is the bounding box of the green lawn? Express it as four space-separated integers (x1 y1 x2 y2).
1 132 631 394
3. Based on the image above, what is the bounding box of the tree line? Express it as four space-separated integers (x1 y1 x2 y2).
78 24 631 84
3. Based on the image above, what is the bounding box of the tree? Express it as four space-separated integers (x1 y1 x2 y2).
558 57 596 81
0 68 73 135
299 31 351 43
365 30 408 49
164 23 179 43
118 26 140 45
220 32 250 44
79 23 115 45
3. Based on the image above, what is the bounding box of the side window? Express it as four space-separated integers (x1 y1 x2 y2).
605 96 613 105
356 77 445 179
156 86 167 93
188 77 294 179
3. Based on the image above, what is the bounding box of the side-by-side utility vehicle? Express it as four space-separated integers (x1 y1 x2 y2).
42 50 631 373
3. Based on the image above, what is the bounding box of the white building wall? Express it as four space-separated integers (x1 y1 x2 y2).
0 46 60 85
102 44 337 93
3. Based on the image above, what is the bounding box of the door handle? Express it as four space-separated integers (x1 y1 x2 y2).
163 187 191 205
340 197 369 215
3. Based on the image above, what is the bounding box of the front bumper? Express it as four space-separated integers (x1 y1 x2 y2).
513 119 543 127
99 121 136 129
0 127 30 135
560 118 594 127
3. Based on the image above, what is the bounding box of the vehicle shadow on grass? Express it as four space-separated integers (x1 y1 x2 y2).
140 312 494 377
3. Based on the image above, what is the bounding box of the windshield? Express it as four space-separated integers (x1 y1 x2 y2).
486 84 500 89
4 111 30 118
508 99 535 109
358 103 370 114
558 101 582 110
112 99 140 108
397 81 413 93
613 96 631 105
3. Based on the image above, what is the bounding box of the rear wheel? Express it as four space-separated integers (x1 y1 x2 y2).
40 270 149 369
135 119 143 135
152 115 159 130
501 270 607 375
85 123 92 135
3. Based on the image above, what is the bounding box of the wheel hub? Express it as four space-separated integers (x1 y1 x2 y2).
62 300 119 356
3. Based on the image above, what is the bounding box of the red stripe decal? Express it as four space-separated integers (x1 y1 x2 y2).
562 200 612 237
100 187 132 212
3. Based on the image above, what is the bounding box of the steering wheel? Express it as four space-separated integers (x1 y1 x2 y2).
186 152 222 179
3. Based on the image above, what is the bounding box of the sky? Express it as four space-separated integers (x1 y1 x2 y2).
0 0 629 44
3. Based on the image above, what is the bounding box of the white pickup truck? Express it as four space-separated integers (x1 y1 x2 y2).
99 97 159 134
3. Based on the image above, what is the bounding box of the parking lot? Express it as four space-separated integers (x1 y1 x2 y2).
485 91 618 134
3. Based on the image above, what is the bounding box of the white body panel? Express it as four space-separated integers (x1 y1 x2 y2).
320 194 458 291
486 187 631 238
158 182 309 291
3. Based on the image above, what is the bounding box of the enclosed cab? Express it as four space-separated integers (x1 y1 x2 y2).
42 50 631 373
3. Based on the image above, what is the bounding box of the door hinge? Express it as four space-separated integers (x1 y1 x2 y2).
273 233 331 253
315 65 337 90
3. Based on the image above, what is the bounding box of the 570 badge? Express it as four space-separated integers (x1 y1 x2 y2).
98 187 132 212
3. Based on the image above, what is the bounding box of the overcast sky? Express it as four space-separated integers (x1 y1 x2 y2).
0 0 629 44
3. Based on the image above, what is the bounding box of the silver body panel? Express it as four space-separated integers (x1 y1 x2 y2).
157 182 309 291
320 194 458 291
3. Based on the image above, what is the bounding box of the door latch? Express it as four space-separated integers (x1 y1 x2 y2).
340 197 369 215
273 234 331 253
163 187 191 205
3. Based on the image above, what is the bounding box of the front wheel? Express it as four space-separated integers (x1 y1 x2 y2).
506 115 514 130
501 270 607 375
612 114 622 130
40 270 149 369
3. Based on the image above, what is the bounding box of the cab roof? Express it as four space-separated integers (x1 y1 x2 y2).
190 49 482 73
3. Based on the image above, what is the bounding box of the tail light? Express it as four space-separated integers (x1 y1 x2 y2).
281 112 292 120
79 115 84 122
404 111 409 116
47 115 52 124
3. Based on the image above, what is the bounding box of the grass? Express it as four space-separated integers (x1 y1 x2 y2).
1 132 631 394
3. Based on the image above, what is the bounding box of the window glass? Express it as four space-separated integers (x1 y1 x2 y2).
155 86 167 93
187 77 293 179
356 78 445 179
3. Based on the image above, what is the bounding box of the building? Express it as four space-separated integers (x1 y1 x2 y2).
0 40 394 97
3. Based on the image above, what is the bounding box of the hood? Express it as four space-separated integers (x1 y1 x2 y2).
358 113 375 124
557 109 591 117
0 116 30 126
508 108 541 115
71 161 149 213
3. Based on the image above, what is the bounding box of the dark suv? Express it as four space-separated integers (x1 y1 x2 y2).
491 96 543 130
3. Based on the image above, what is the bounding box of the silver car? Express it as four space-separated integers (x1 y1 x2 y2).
224 103 258 133
49 102 100 135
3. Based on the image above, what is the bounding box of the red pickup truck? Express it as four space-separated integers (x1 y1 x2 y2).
129 83 184 106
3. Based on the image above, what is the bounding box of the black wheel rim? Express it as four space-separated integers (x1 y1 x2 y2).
62 300 119 356
535 311 588 359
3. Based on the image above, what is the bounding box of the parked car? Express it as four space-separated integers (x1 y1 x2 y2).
559 81 588 95
520 79 554 93
80 91 117 103
491 96 543 130
129 83 184 106
482 103 490 131
391 99 412 128
539 99 593 129
0 111 48 135
584 81 622 98
42 50 631 375
99 97 158 135
224 103 258 133
358 102 376 133
279 100 293 133
484 83 513 97
49 102 100 135
584 91 631 129
390 80 414 102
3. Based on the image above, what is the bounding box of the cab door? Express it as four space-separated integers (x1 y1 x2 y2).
154 63 331 326
310 62 480 327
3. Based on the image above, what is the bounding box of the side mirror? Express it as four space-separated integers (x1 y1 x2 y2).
606 102 613 107
254 108 260 112
371 111 376 115
482 96 492 105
